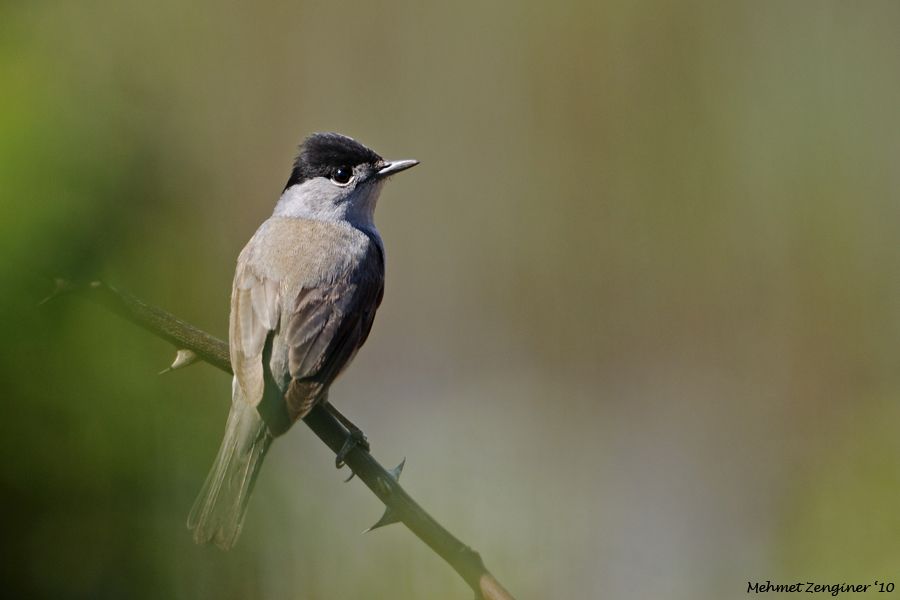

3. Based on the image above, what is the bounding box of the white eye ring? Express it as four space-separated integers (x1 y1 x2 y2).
331 165 354 186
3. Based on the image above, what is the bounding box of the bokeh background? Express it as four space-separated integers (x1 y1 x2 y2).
2 1 900 598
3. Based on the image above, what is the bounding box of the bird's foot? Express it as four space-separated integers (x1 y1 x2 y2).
335 428 370 470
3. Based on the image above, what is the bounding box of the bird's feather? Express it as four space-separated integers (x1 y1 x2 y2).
190 217 384 548
187 380 273 550
284 239 384 420
229 217 384 420
230 262 282 406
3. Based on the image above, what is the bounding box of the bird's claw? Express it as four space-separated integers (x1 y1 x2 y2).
335 428 369 469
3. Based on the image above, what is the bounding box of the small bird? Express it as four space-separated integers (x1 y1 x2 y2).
188 133 418 549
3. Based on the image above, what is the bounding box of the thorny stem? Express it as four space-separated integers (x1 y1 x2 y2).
56 279 514 600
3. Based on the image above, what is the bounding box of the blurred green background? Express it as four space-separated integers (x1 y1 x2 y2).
2 1 900 598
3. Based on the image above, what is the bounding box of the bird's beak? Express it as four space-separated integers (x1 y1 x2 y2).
376 159 419 179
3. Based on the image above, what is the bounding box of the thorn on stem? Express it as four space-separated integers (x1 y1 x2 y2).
388 458 406 482
37 278 74 306
159 349 198 374
362 459 406 531
363 506 401 534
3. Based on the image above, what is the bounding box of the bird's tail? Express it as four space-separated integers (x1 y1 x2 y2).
187 381 273 550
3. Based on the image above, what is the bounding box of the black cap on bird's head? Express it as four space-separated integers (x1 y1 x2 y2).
284 132 418 191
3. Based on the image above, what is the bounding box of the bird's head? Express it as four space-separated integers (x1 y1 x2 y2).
273 132 418 227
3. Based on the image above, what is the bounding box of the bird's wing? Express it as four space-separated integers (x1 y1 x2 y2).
230 260 282 407
283 243 384 420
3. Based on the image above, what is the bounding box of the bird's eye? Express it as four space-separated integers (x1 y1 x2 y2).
332 165 353 185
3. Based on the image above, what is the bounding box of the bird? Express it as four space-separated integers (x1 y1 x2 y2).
187 132 418 549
